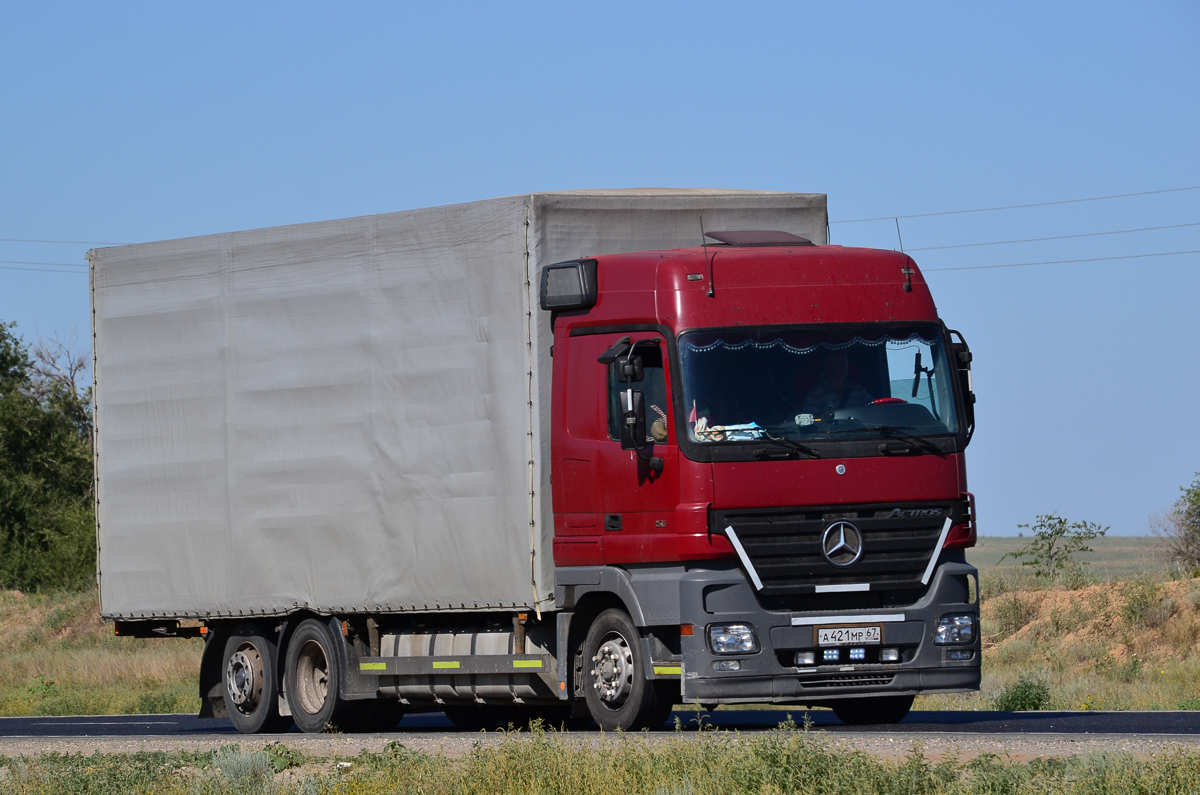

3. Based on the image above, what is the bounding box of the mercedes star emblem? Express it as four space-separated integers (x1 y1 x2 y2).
822 521 864 567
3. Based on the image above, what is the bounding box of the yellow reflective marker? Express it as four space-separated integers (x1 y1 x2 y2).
512 660 542 669
359 662 387 671
653 665 683 675
432 661 461 669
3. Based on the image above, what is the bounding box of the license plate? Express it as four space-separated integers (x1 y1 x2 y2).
816 625 882 646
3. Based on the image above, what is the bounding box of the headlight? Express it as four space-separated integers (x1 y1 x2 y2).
934 614 975 645
708 624 759 654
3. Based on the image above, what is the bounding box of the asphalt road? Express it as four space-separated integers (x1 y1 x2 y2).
0 709 1196 738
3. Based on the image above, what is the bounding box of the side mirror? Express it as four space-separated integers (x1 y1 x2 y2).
946 328 976 440
615 353 644 383
619 388 647 451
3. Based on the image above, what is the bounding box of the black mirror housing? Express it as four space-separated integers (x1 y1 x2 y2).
615 354 644 383
944 326 976 443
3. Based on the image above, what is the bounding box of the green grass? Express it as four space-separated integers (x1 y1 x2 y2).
0 589 201 716
5 728 1200 794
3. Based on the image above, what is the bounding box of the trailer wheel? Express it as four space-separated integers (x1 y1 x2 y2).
284 619 351 733
582 609 669 731
831 695 914 725
222 624 292 734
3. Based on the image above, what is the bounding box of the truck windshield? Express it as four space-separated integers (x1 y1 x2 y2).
678 324 959 444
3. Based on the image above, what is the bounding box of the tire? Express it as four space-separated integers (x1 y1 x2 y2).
831 695 914 725
284 618 352 733
642 682 678 729
222 623 293 734
581 608 670 731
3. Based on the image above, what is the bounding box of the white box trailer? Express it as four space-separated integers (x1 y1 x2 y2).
91 189 828 622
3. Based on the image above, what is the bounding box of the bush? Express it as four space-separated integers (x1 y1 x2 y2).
1122 577 1174 628
992 675 1052 711
1004 513 1107 582
1152 473 1200 574
1097 653 1143 683
992 594 1037 639
211 747 274 789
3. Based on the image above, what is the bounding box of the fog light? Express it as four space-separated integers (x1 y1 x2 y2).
849 647 865 661
713 659 741 671
794 651 815 666
947 649 974 661
934 614 976 645
822 648 840 662
708 624 760 654
879 648 900 663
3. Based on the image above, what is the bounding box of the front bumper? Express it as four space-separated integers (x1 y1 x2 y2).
677 560 980 705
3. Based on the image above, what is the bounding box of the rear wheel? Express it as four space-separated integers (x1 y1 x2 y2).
582 609 670 731
222 623 292 734
284 618 352 733
831 695 914 725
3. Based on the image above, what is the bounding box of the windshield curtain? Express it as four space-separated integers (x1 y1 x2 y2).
679 324 959 444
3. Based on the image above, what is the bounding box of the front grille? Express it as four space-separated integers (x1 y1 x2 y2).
799 674 895 689
715 502 957 596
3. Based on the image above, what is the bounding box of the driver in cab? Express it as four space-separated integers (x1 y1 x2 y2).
802 349 873 417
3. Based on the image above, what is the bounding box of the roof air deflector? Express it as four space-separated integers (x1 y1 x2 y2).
704 230 815 247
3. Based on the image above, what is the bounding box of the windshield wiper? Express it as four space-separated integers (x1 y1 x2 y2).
826 424 946 458
756 433 821 460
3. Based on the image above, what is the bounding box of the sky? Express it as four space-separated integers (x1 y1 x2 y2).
1 2 1197 536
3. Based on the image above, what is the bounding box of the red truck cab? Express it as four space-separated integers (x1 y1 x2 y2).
544 231 979 728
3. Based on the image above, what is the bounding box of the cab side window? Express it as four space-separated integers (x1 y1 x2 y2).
607 344 669 443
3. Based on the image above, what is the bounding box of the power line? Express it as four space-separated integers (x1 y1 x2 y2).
832 185 1200 225
0 264 88 273
0 237 124 245
924 249 1200 272
0 264 88 274
907 221 1200 252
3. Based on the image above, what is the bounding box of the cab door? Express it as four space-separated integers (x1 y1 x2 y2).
589 331 681 563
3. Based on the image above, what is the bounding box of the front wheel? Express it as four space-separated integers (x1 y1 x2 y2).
582 609 671 731
831 694 914 725
222 623 292 734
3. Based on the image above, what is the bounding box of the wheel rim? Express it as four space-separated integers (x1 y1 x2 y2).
590 630 635 706
294 638 331 716
226 644 263 712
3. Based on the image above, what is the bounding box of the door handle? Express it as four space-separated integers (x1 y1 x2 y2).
604 514 622 532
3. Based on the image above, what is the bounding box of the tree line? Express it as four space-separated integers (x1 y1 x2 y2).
0 320 94 591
